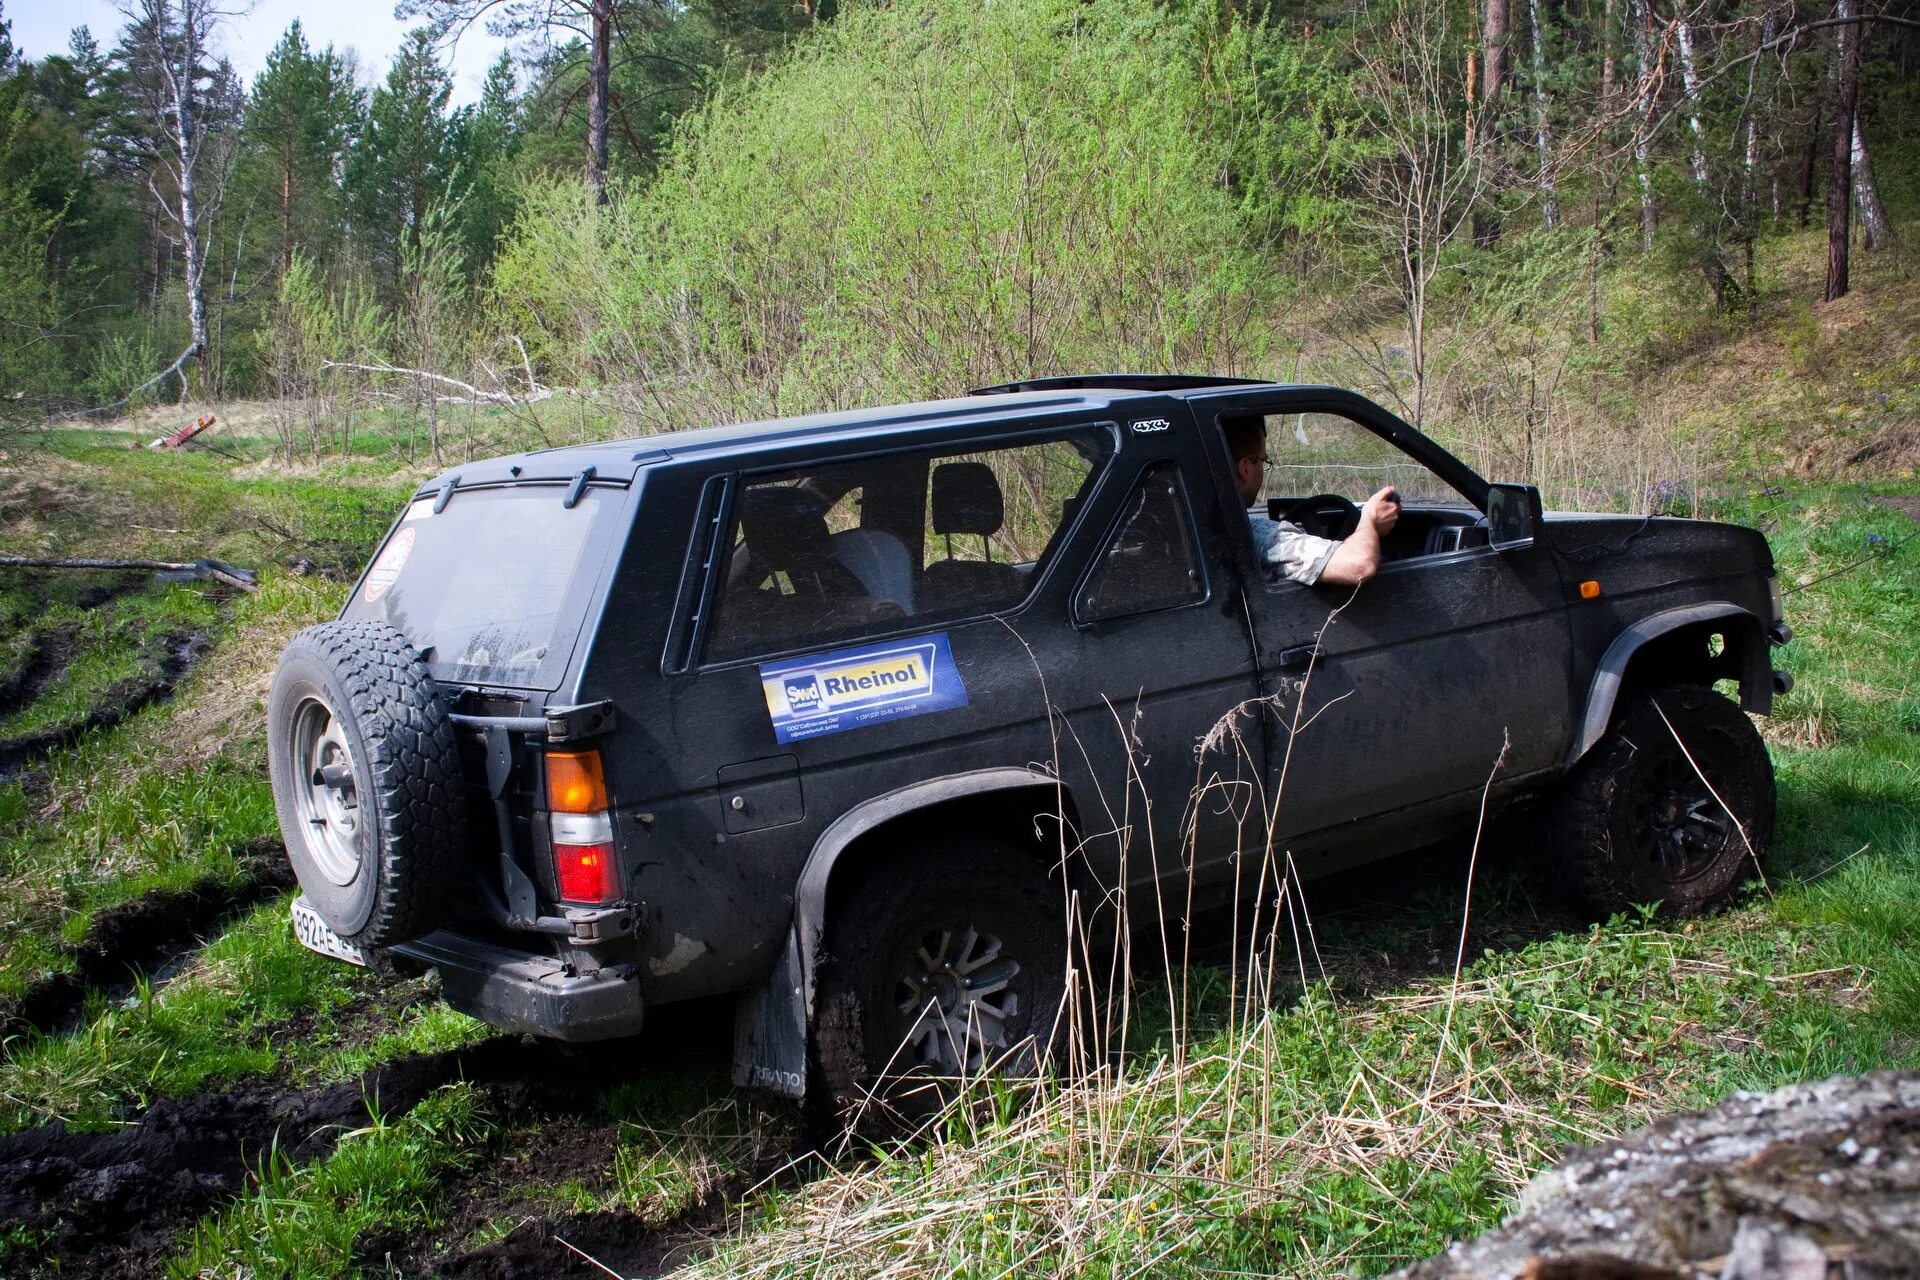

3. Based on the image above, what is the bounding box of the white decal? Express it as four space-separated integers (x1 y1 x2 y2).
363 526 416 603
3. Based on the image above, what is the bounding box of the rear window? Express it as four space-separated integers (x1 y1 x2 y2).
344 486 614 689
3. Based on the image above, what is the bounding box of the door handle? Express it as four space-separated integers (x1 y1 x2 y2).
1277 643 1321 670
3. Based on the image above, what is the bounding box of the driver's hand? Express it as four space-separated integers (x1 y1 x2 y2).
1363 487 1401 535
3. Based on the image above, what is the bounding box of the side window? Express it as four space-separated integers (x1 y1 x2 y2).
1263 412 1470 508
703 431 1103 662
1077 463 1204 624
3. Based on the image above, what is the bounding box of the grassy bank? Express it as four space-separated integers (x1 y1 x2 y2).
0 401 1913 1275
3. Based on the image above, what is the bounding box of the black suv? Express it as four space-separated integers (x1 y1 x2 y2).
269 374 1790 1108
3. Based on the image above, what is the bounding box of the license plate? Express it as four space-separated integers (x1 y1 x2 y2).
291 896 369 967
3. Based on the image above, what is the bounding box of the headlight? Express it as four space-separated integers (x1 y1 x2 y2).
1767 572 1784 625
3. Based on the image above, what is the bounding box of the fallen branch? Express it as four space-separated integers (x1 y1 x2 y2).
64 341 200 419
0 555 258 593
321 360 552 405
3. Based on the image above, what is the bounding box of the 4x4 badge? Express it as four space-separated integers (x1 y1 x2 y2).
1130 418 1171 434
758 632 969 744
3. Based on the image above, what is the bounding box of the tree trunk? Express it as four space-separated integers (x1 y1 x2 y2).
1481 0 1509 133
1852 118 1891 250
1676 18 1708 184
1824 0 1861 302
1629 0 1656 249
167 0 210 400
585 0 612 203
1797 101 1822 228
1527 0 1557 229
280 145 293 279
1600 0 1616 103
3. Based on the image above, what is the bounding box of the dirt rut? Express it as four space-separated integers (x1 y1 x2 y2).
0 835 296 1041
0 1035 598 1279
0 630 212 780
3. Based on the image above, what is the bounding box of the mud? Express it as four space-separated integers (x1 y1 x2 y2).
354 1000 808 1280
424 1202 731 1280
0 630 212 780
0 834 296 1041
1878 494 1920 525
0 624 78 719
0 1035 602 1279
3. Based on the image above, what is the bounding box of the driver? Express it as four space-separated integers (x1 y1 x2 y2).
1221 413 1401 587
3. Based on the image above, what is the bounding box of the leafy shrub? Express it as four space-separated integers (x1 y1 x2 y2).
492 0 1318 424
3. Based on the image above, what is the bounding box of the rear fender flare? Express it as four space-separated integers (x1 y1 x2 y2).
1569 602 1770 766
731 766 1069 1098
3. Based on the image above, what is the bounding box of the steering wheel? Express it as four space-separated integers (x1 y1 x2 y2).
1277 492 1362 540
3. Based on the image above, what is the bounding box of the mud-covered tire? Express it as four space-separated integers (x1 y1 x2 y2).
1553 684 1774 918
812 840 1069 1129
267 620 465 947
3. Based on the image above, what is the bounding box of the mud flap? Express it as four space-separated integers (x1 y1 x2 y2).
732 929 808 1098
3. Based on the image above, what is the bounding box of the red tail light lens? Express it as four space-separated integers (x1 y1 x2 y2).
555 841 615 904
551 811 617 905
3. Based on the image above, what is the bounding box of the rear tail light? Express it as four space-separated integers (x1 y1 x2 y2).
546 752 618 905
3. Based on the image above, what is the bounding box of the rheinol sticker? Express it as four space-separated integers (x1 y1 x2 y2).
362 526 415 603
759 632 968 744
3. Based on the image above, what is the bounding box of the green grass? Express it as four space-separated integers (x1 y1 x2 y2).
0 413 1913 1277
668 485 1920 1280
167 1081 491 1280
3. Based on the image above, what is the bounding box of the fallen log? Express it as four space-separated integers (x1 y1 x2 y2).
1391 1070 1920 1280
319 360 552 406
0 555 258 593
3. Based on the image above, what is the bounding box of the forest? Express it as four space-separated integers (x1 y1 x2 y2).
0 0 1912 476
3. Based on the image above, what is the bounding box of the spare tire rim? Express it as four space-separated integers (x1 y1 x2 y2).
292 696 363 887
894 925 1021 1077
1628 746 1731 885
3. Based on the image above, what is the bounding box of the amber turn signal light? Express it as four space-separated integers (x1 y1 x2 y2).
546 750 609 814
1578 580 1602 600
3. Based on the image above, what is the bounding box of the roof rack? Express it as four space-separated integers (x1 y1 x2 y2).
966 373 1275 396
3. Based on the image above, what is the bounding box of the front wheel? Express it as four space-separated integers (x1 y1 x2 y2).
1552 684 1775 918
811 839 1070 1129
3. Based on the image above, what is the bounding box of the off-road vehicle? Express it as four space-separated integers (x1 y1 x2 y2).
269 374 1791 1107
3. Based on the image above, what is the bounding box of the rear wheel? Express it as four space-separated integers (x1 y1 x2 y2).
268 621 466 947
811 839 1069 1129
1553 684 1774 918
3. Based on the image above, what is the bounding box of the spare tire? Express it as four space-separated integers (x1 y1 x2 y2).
267 620 466 947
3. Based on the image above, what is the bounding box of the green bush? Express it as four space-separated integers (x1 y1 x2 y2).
492 0 1317 424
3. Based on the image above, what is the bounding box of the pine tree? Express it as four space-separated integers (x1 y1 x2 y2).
240 22 361 280
347 28 453 297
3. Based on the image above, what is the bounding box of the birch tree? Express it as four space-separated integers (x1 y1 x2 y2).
1823 0 1862 301
109 0 238 403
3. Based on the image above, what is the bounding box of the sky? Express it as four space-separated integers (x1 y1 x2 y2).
6 0 517 105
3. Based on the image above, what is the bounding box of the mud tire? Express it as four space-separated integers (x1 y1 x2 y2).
1553 684 1774 918
812 840 1068 1130
267 620 465 947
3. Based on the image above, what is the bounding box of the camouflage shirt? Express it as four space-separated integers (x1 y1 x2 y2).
1250 515 1340 585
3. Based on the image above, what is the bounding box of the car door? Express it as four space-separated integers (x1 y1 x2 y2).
1187 388 1578 867
1041 413 1265 898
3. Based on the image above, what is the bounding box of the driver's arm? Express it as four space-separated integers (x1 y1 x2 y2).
1318 488 1402 586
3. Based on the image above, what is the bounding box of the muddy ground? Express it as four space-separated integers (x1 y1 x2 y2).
1 997 806 1279
0 834 297 1041
0 627 212 781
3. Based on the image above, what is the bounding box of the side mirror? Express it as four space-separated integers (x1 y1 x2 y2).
1484 483 1542 550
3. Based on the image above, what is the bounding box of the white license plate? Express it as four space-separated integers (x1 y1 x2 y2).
291 896 369 967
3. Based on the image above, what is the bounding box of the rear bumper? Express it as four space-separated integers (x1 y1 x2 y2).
393 930 646 1042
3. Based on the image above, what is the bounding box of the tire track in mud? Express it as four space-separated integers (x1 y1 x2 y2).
0 835 297 1042
0 630 212 781
0 1035 607 1279
356 1001 814 1280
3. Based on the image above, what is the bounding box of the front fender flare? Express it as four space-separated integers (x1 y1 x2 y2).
731 766 1064 1098
1569 602 1770 766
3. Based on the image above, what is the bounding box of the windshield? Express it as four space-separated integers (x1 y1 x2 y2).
343 486 613 689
